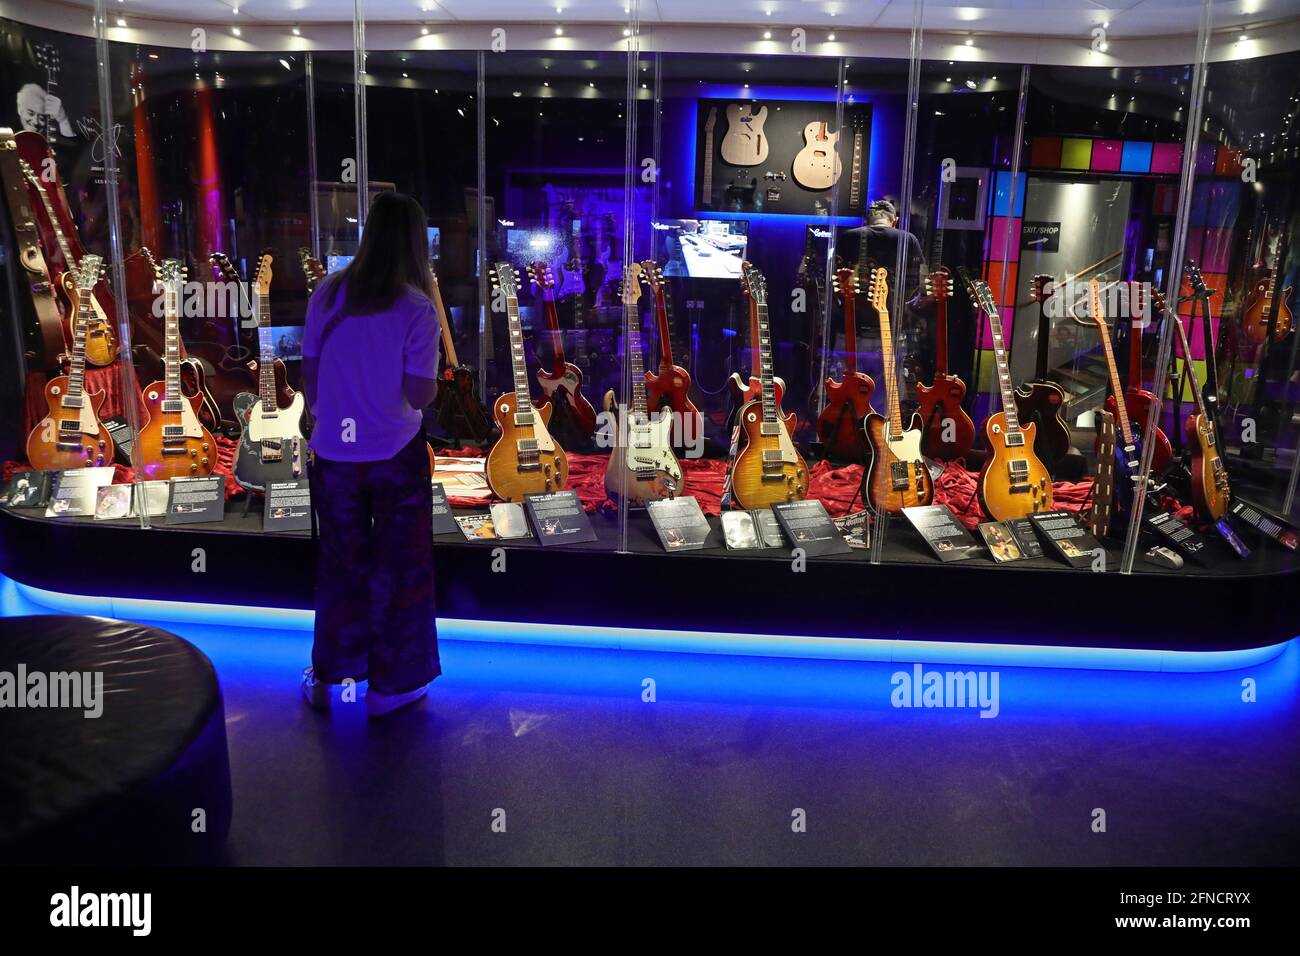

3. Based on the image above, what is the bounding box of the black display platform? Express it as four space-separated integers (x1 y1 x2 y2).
3 498 1297 654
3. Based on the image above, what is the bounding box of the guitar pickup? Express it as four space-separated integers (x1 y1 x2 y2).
1004 432 1025 447
60 396 83 409
260 439 283 462
161 399 185 414
59 419 80 431
759 422 781 437
56 440 83 451
514 412 535 427
163 424 185 438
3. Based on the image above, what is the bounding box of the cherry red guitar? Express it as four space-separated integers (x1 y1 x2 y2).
915 267 975 460
1101 281 1172 473
529 261 598 436
639 260 702 444
816 268 875 463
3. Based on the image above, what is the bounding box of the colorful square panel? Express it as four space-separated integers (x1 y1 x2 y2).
1166 357 1208 401
1060 138 1093 170
1030 137 1062 168
1151 142 1184 175
1215 147 1244 178
990 172 1026 218
1120 141 1153 174
987 216 1022 263
1091 139 1123 172
1153 183 1180 216
1194 143 1217 177
984 261 1019 309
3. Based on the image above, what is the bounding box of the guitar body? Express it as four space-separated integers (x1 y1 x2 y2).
792 123 842 190
536 362 598 436
645 362 699 420
1186 412 1230 521
1013 380 1071 471
978 413 1054 521
25 377 114 470
434 364 493 442
132 345 226 434
916 373 975 461
58 273 118 367
136 382 217 480
1242 280 1295 346
1103 388 1172 472
720 104 769 166
602 390 682 507
731 399 808 509
863 412 934 513
728 373 795 436
485 393 569 501
233 391 308 492
817 372 874 462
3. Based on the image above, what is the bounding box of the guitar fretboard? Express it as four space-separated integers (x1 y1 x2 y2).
654 287 676 368
506 292 532 414
1096 315 1134 447
976 285 1022 435
755 302 777 424
257 290 277 411
627 301 649 418
63 294 92 406
877 299 904 437
23 164 78 276
849 129 863 209
164 282 183 401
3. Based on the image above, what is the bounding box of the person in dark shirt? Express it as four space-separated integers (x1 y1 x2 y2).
846 199 927 295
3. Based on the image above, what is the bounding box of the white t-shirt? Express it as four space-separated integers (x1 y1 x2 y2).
303 277 441 462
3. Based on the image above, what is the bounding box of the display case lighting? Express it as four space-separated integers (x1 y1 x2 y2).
232 26 241 37
116 17 126 27
292 25 301 36
763 30 772 39
555 27 564 35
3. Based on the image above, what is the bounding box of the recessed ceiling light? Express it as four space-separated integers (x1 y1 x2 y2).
1239 33 1248 42
623 28 631 36
828 33 836 41
589 82 595 87
292 25 301 36
1102 20 1109 29
964 37 973 46
512 90 522 97
232 26 241 36
763 30 772 39
116 17 126 27
555 27 563 36
279 58 292 71
402 73 409 79
421 27 429 35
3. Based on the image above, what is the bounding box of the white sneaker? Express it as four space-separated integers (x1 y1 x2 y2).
366 683 429 717
301 667 331 710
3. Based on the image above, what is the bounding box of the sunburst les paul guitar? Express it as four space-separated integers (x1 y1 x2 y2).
484 263 569 501
730 262 808 509
816 267 875 463
603 263 683 507
136 259 217 479
862 267 934 513
25 253 114 469
962 270 1053 520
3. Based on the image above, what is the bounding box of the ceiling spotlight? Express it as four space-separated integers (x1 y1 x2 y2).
964 37 974 46
232 26 241 36
744 83 750 89
1100 41 1109 51
543 81 549 86
292 25 301 36
279 58 292 71
763 30 772 39
828 33 836 41
232 5 239 13
555 27 563 36
512 90 522 97
765 9 772 15
115 17 126 27
1102 20 1109 29
421 27 429 35
589 82 595 87
1239 33 1248 42
402 73 409 79
965 79 977 89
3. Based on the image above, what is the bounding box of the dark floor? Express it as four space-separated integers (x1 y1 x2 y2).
117 619 1300 866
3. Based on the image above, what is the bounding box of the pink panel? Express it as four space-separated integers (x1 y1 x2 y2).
1090 139 1123 171
1176 319 1221 362
1150 142 1183 175
988 217 1022 263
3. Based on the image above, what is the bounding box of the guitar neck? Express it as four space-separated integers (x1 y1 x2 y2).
28 170 78 272
430 276 460 368
506 294 532 413
164 283 183 401
843 297 858 375
1034 298 1051 380
1097 320 1135 446
754 301 777 423
703 122 715 199
654 289 675 367
1127 312 1143 392
542 299 566 368
65 297 92 400
985 300 1021 434
934 298 948 377
849 130 863 209
628 301 649 417
878 303 904 435
257 290 276 408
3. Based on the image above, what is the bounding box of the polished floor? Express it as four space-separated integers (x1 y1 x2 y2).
118 621 1300 866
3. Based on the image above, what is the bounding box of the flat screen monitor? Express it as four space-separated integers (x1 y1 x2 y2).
652 219 748 280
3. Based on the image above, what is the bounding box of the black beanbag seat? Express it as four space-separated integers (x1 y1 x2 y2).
0 615 231 864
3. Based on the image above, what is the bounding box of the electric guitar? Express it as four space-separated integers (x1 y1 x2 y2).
961 270 1053 520
915 267 975 460
299 248 327 293
1102 280 1172 472
730 262 808 509
700 107 717 210
1162 289 1231 521
720 104 769 166
25 254 114 469
17 155 118 367
792 121 842 190
1085 278 1146 535
1089 411 1116 539
1241 253 1295 346
531 260 598 438
232 254 308 492
430 266 493 444
1012 274 1072 473
603 263 683 507
484 263 569 501
210 251 293 415
848 116 864 210
136 259 217 479
640 260 703 443
816 267 875 463
862 267 935 513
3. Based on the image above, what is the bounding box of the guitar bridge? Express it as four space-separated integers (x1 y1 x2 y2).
890 460 909 490
259 439 284 463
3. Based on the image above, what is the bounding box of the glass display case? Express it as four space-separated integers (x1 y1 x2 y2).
1 1 1298 656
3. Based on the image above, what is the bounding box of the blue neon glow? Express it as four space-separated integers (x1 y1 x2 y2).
1 574 1291 675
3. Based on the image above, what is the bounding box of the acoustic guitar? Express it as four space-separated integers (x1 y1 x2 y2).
25 254 114 469
603 263 683 507
1101 280 1172 472
862 267 934 513
531 260 598 438
640 260 702 445
430 266 493 444
730 262 808 509
792 121 842 190
136 259 217 479
816 267 875 463
484 263 569 501
17 154 118 367
915 267 975 460
961 270 1053 520
1162 290 1231 521
1012 274 1071 473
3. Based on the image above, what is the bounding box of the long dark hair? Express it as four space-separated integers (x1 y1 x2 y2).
328 192 433 315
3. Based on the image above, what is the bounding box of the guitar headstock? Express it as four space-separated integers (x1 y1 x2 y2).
1149 285 1169 318
491 262 520 299
17 157 40 186
1184 260 1207 295
1030 274 1056 303
958 267 995 318
868 266 889 313
834 267 857 300
1087 278 1107 333
159 258 185 290
925 267 953 302
639 260 666 296
77 254 103 292
621 263 643 305
210 252 240 283
741 261 768 306
527 261 556 302
252 253 273 296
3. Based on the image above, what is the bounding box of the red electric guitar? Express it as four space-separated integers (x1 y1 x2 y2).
816 267 875 463
915 267 975 460
1101 281 1172 472
639 260 702 444
530 260 598 437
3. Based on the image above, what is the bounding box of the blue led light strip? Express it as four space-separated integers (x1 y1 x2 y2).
2 575 1290 674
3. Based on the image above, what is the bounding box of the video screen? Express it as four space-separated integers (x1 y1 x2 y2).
506 228 563 264
326 255 353 273
267 326 305 362
652 219 748 280
428 226 441 261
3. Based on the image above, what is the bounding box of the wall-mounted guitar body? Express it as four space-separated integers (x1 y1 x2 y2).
792 122 842 190
136 260 216 480
25 255 114 469
720 104 769 166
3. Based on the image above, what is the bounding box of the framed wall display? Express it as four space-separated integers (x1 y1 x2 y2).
694 98 872 217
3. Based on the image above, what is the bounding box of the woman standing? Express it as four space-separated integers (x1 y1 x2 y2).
300 192 441 717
